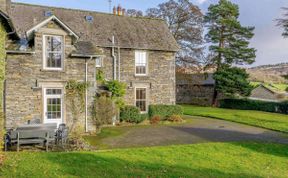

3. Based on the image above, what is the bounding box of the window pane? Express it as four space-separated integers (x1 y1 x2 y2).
46 36 62 52
136 88 147 112
46 94 62 120
46 89 62 95
96 58 102 67
136 101 146 112
45 35 63 68
135 51 147 74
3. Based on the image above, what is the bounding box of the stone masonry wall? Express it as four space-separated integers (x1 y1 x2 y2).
176 84 214 106
5 21 96 130
100 48 176 107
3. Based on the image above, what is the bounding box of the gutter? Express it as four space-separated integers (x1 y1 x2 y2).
0 10 18 38
6 50 35 54
71 54 103 58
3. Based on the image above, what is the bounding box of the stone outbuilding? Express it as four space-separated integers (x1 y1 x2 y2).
249 84 286 102
176 73 215 106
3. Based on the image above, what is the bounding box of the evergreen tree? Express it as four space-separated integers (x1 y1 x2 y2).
205 0 256 105
214 67 253 97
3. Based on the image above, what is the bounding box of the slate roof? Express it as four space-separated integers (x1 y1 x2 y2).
71 41 104 57
8 2 179 52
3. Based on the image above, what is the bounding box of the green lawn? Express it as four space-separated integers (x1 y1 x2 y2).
1 142 288 178
183 105 288 133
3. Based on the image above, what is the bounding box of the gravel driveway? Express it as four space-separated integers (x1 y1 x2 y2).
100 116 288 149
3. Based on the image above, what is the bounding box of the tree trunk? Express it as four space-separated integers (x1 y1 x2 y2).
212 86 218 107
212 26 225 107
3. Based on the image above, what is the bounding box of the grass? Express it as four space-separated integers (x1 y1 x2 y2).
183 105 288 133
1 142 288 178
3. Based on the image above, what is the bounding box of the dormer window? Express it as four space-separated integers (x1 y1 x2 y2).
43 35 64 70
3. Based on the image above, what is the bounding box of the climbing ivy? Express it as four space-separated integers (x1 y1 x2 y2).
65 80 89 134
96 69 105 84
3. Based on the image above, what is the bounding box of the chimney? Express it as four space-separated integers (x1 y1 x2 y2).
0 0 11 14
117 5 122 15
122 8 126 16
113 6 117 15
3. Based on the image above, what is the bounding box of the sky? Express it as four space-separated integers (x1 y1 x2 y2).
13 0 288 66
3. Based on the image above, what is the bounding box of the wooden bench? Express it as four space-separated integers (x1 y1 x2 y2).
5 123 58 152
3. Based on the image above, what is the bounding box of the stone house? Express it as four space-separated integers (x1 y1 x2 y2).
176 73 215 106
0 1 178 131
249 84 286 102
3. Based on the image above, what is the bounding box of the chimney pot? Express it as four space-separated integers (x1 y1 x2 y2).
113 6 117 15
117 5 122 15
122 8 126 16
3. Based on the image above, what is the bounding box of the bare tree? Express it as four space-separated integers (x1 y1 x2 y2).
126 9 143 17
146 0 204 67
277 7 288 37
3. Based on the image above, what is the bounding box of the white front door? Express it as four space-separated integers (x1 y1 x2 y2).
43 88 63 126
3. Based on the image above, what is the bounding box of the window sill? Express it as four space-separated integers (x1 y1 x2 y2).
40 69 65 73
134 74 149 77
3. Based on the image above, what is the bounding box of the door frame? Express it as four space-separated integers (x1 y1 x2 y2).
42 86 64 126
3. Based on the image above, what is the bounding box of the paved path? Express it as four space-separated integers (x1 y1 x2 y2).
102 116 288 149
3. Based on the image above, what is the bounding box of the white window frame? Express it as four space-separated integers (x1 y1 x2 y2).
135 51 148 76
95 57 103 68
43 35 64 71
135 87 148 113
43 87 64 126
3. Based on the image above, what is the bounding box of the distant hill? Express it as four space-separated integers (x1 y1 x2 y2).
247 63 288 84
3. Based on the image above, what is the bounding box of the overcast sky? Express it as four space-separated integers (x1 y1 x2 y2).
13 0 288 66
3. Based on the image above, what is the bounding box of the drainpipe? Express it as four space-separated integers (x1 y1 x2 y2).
85 57 93 133
118 46 121 81
112 36 116 80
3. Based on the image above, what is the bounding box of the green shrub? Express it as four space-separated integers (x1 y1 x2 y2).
219 99 288 114
120 106 146 123
106 80 126 98
149 105 183 120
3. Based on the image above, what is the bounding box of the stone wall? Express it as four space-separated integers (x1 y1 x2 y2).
5 22 96 130
100 48 176 107
176 84 214 106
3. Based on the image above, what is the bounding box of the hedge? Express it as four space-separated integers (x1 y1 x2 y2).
149 105 183 119
219 99 288 114
120 106 146 123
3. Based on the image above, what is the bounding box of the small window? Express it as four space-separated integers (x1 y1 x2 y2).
85 15 94 23
44 11 53 17
135 51 147 75
44 35 63 70
136 88 147 112
95 57 103 68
